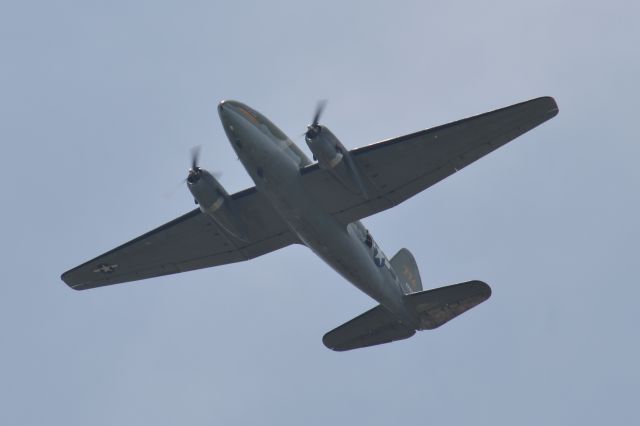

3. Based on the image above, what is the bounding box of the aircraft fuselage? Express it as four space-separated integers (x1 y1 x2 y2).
218 100 414 326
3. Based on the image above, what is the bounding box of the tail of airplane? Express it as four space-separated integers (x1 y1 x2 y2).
405 280 491 330
390 248 422 293
323 280 491 351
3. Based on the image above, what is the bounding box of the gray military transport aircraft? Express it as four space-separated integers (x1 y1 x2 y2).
62 96 558 351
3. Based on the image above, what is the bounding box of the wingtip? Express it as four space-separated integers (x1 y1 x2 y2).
539 96 559 116
321 333 341 351
470 280 492 299
60 270 84 291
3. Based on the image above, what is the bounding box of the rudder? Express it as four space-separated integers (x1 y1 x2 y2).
390 248 422 293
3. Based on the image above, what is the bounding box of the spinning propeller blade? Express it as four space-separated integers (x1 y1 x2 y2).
306 100 327 139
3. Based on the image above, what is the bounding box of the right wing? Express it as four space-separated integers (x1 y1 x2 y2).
61 187 298 290
301 96 559 225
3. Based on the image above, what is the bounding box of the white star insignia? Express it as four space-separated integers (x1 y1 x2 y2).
93 263 119 274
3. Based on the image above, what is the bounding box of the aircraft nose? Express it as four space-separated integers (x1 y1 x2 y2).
218 99 233 112
218 100 240 129
218 100 246 116
218 100 251 126
218 100 263 132
218 100 259 153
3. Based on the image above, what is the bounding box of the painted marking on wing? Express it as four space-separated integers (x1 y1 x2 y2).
93 264 119 274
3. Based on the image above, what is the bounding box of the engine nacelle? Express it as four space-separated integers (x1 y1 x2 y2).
305 125 368 198
187 169 248 241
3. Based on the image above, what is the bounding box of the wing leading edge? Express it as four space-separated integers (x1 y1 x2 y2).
61 188 298 290
301 96 559 224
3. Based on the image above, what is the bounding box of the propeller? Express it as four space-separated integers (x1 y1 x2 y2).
305 100 327 140
164 146 220 200
191 145 200 171
186 145 202 184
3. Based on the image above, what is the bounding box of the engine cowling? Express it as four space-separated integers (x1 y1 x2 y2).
305 125 368 198
187 168 248 241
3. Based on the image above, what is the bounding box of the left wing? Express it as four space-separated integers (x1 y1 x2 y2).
301 96 559 224
61 187 298 290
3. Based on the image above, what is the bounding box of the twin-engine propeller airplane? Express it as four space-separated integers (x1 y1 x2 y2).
62 96 558 351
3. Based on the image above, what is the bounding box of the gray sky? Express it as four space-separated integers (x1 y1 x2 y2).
1 1 639 425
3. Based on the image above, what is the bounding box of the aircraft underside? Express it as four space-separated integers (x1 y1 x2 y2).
61 96 558 350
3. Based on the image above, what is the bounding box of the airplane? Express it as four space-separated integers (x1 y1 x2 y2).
61 96 559 351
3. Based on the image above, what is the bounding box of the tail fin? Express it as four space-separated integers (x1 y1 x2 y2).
390 248 422 293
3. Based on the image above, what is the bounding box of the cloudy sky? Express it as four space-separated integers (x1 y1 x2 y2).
1 1 639 425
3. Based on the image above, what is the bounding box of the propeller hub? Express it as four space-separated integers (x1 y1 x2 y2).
305 100 327 141
306 124 321 140
187 167 201 184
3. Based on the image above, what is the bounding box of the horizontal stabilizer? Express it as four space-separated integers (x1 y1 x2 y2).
324 281 491 351
405 280 491 330
323 305 415 352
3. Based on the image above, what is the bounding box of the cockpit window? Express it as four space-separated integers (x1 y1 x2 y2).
237 107 260 125
239 106 288 141
237 103 312 167
257 113 288 141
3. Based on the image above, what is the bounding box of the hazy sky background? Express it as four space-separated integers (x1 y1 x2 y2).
1 1 639 425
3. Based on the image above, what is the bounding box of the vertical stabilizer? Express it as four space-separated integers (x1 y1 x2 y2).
390 248 422 293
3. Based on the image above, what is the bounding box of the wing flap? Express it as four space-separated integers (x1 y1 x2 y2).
323 305 415 351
